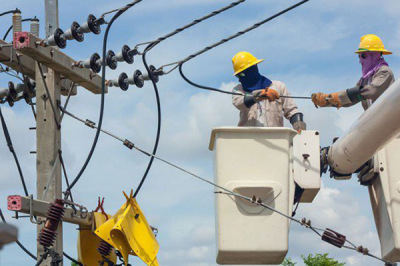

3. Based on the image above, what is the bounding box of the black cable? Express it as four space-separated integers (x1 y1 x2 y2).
3 18 33 41
65 0 142 197
0 106 28 196
0 9 18 17
131 1 253 198
179 64 311 99
63 252 82 266
168 0 311 99
132 44 162 198
179 0 309 65
58 150 73 202
0 208 36 260
141 0 245 52
179 64 243 96
56 107 395 266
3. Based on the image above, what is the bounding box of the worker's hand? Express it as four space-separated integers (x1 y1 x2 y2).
311 92 342 108
293 121 307 133
311 92 329 107
253 88 280 102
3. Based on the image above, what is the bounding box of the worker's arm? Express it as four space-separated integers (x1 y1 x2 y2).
232 86 255 111
280 82 306 131
313 67 394 108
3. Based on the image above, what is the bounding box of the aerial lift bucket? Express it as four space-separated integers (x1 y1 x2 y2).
209 127 297 265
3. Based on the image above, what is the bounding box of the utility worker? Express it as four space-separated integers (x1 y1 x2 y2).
312 34 395 109
231 51 306 131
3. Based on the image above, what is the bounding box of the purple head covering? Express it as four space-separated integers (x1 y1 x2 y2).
359 52 388 79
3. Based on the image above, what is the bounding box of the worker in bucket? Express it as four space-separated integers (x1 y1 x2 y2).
312 34 395 109
231 51 306 131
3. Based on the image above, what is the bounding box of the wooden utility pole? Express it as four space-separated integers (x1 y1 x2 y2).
36 0 62 264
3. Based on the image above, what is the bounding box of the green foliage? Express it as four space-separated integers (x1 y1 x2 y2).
283 253 345 266
301 253 345 266
282 258 297 265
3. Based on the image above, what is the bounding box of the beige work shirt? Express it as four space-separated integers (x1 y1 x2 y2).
339 65 395 110
232 80 300 127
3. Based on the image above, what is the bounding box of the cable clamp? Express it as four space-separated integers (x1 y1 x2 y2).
321 228 346 248
85 119 96 128
123 139 134 149
300 218 312 228
356 245 369 255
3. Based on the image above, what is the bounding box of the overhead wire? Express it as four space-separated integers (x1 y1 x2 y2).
59 107 395 266
0 9 18 18
132 43 161 198
3 18 34 41
152 0 311 98
136 0 246 53
64 0 143 198
132 0 247 198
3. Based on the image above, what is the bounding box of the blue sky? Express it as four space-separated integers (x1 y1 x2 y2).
0 0 400 265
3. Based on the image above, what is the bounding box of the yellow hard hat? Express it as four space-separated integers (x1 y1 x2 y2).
355 34 392 55
232 51 264 76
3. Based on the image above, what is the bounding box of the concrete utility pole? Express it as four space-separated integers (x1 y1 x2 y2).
37 0 62 265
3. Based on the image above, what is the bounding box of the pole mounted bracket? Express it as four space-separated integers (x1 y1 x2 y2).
13 31 107 95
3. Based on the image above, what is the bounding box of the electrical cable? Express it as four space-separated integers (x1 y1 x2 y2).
63 251 82 266
131 0 251 198
0 98 28 197
3 18 33 41
58 82 75 124
37 62 61 129
131 43 162 198
137 0 246 53
153 0 311 99
179 65 311 99
56 107 395 265
64 0 143 197
160 0 310 73
0 9 18 18
59 150 74 202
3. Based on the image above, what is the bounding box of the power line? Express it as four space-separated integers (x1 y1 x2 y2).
161 0 310 73
58 107 396 266
136 0 246 53
64 0 143 198
131 0 248 199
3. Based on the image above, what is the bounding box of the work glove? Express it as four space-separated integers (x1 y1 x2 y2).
253 88 280 102
311 92 341 108
293 121 307 133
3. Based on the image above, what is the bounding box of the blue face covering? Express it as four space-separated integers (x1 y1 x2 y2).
237 65 272 92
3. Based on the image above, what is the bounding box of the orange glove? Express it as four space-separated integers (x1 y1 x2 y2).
311 92 341 108
254 88 280 102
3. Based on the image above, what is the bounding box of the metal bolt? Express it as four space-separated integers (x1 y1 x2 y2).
302 153 310 159
380 167 384 172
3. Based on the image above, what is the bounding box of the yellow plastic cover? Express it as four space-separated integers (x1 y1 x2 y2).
95 190 159 266
77 212 116 266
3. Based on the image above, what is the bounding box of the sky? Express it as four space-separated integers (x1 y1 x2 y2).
0 0 400 265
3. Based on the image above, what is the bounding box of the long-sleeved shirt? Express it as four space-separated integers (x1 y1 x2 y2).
232 80 300 127
339 65 395 110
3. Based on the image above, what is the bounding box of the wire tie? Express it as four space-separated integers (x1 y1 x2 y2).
85 119 96 128
356 245 369 255
123 139 134 149
251 195 256 203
